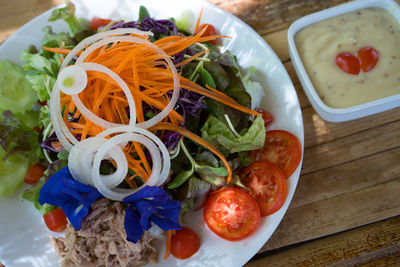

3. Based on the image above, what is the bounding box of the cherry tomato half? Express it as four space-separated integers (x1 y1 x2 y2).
358 46 379 72
90 17 113 31
24 163 46 185
195 23 218 45
43 208 67 232
239 160 287 216
203 187 260 241
170 227 201 259
335 52 360 75
256 108 274 128
253 130 302 178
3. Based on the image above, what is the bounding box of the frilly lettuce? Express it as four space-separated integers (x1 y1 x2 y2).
201 114 266 154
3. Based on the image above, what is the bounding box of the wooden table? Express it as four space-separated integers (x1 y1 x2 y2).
1 0 400 266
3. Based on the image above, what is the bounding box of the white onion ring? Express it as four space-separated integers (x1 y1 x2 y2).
57 65 88 95
97 125 170 186
68 137 127 188
91 132 162 201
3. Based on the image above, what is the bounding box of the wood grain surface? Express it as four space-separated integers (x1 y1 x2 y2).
1 0 400 266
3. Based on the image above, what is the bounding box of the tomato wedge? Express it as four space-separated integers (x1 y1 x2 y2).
43 208 67 232
170 227 201 259
24 163 46 185
239 160 287 216
195 23 218 45
203 187 260 241
90 17 113 31
256 108 274 128
252 130 302 178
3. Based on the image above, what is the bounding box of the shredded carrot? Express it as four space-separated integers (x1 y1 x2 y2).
194 7 204 33
42 46 81 55
164 230 174 260
151 122 232 184
175 49 209 67
53 25 253 188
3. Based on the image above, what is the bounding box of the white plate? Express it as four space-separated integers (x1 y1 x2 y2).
0 0 304 266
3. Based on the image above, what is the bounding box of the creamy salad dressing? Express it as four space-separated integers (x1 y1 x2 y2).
295 8 400 108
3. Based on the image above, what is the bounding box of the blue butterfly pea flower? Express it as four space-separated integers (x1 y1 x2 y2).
123 185 181 243
38 166 103 230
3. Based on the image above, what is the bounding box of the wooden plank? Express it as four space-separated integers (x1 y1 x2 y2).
303 107 400 149
261 29 290 62
246 216 400 266
259 178 400 252
302 120 400 174
209 0 353 34
292 147 400 209
0 0 64 44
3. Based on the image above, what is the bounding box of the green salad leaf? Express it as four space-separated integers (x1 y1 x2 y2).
21 178 57 215
0 61 38 116
0 111 43 164
201 114 266 154
0 149 29 197
48 1 87 37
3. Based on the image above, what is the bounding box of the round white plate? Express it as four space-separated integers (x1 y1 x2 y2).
0 0 304 266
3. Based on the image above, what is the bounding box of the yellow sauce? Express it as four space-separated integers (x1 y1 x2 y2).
295 8 400 108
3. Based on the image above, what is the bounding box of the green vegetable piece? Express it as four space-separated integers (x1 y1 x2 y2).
0 61 38 116
201 114 266 153
168 167 194 189
48 1 86 36
57 149 69 160
139 5 150 23
0 152 29 197
21 178 57 214
0 111 43 164
203 61 230 91
175 9 194 32
173 140 229 187
199 67 216 89
173 176 212 200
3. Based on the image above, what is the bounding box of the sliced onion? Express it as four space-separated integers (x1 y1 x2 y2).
71 62 137 129
56 65 88 95
91 132 163 201
68 137 127 188
97 125 170 186
49 86 76 150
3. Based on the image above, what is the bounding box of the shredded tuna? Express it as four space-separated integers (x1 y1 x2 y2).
51 199 158 267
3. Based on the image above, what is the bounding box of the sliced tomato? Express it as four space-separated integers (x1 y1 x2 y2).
170 227 201 259
24 163 46 185
239 160 287 216
256 108 274 128
43 208 67 232
195 23 217 45
203 187 260 241
336 52 360 75
252 130 302 178
90 17 113 31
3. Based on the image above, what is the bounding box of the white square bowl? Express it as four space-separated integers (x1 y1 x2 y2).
288 0 400 122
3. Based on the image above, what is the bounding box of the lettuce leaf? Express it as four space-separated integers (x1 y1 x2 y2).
201 114 266 154
48 1 87 37
0 111 43 164
21 178 57 215
0 150 29 197
20 26 76 102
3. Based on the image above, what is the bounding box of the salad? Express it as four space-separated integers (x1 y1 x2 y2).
0 2 302 266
